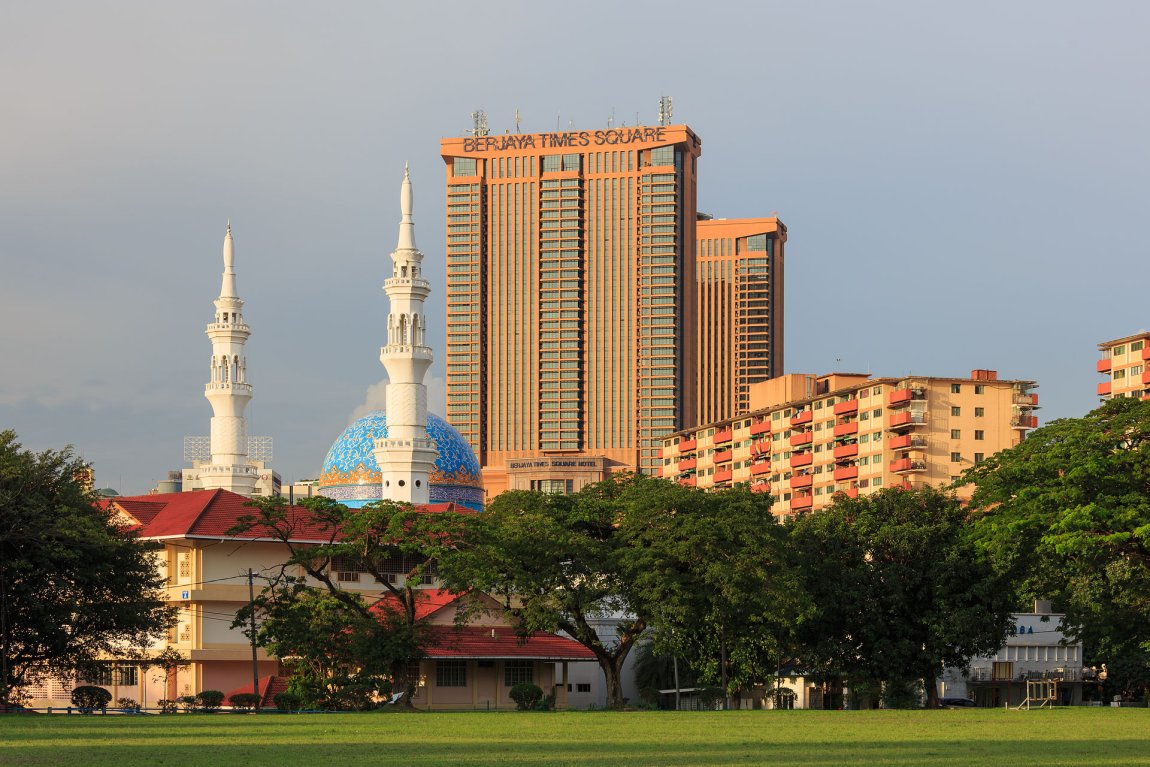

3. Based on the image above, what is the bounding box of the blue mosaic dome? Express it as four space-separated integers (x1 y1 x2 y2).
318 411 484 511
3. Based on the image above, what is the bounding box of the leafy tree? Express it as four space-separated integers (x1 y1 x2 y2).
229 495 471 704
0 430 173 705
621 483 803 708
963 397 1150 696
790 487 1015 707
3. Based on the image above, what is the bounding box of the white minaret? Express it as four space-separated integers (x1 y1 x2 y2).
373 165 438 504
200 222 258 495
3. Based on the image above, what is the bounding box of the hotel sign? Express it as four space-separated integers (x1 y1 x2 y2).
462 127 670 153
508 459 603 470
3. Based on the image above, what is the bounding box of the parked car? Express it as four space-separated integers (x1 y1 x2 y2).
938 697 977 708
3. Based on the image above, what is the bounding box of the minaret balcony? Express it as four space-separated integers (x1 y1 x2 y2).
206 321 251 333
205 382 253 395
384 277 431 296
381 344 434 360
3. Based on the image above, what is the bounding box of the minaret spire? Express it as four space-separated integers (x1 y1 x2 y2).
373 166 438 504
199 221 257 495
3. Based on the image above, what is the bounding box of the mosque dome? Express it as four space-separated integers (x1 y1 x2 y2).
318 411 484 511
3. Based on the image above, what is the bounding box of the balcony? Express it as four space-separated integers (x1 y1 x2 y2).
790 432 813 448
1011 414 1039 429
678 457 697 471
890 458 927 473
888 388 926 408
1013 393 1040 407
750 420 771 436
1144 346 1150 361
1144 371 1150 385
678 476 696 487
750 462 772 477
751 482 771 494
833 422 859 438
833 465 859 481
790 453 813 469
839 487 859 499
789 473 811 488
713 449 733 464
889 434 927 451
833 443 859 459
1097 381 1112 396
713 428 733 444
714 468 733 484
790 410 812 428
833 400 858 416
1097 358 1112 373
679 438 697 453
752 438 771 455
888 412 926 430
792 495 813 511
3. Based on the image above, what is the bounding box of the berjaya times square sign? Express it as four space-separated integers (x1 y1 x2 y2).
461 126 676 153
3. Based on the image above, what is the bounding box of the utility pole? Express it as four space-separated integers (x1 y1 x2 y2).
247 568 259 712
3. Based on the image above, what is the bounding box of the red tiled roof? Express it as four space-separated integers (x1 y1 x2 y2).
373 588 461 621
110 489 471 542
424 626 597 661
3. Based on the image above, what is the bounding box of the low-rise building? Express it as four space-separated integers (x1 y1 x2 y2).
660 369 1038 519
1096 331 1150 401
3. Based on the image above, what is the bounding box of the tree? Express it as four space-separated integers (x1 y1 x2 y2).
790 487 1015 707
229 495 472 703
963 398 1150 696
447 476 655 708
0 430 173 705
621 483 803 708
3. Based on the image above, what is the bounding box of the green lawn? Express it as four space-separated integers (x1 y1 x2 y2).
2 709 1149 766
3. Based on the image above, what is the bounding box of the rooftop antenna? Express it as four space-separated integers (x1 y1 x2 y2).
467 110 489 137
556 112 561 131
515 108 521 133
658 95 673 127
568 119 575 130
608 108 615 128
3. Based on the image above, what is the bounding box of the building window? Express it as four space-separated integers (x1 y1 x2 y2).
436 660 467 688
577 683 591 693
975 385 985 394
531 479 574 494
974 452 985 463
975 407 985 417
974 430 985 440
950 452 962 463
1133 341 1144 352
504 660 534 687
950 429 961 439
951 384 961 394
951 407 961 416
453 157 477 176
1113 345 1126 356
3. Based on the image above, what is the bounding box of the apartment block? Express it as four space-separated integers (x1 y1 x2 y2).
1096 331 1150 400
660 369 1039 519
695 216 786 425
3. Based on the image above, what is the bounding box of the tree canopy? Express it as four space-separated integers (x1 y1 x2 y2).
0 429 173 704
963 397 1150 695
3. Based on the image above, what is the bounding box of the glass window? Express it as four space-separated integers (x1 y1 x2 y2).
437 660 467 687
975 385 985 394
975 407 985 417
951 429 961 439
974 430 985 440
453 157 477 176
951 407 961 416
951 384 961 394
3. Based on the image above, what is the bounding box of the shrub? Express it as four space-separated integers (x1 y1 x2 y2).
176 695 197 712
195 690 226 712
157 699 179 714
274 692 304 712
532 693 554 712
228 692 262 711
116 697 140 713
509 683 544 711
71 686 112 712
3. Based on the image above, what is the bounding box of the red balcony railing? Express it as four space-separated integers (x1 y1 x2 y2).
751 462 772 477
833 466 859 481
679 438 697 453
792 495 814 510
750 420 771 436
790 453 813 469
714 428 733 444
1013 393 1040 406
1097 381 1112 396
751 482 771 494
791 474 813 489
1011 415 1039 429
713 468 733 484
842 487 859 499
678 457 697 471
889 434 927 451
890 458 927 473
790 411 813 427
679 476 697 487
833 400 858 416
888 412 926 429
1097 358 1112 373
1144 346 1150 361
713 449 733 464
833 422 859 438
1143 371 1150 385
888 388 926 408
790 432 813 447
833 443 859 459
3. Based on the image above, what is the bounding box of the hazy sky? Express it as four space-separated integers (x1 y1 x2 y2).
2 2 1147 494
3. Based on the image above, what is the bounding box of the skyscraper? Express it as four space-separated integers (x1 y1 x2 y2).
695 216 787 425
440 124 702 495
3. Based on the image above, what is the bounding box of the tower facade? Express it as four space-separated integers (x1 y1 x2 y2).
695 217 787 425
440 124 702 496
200 223 258 495
372 166 438 504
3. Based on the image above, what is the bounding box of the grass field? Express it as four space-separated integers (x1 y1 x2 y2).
3 708 1149 766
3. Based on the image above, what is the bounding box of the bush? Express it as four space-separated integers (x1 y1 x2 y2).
71 686 112 712
176 695 197 712
195 690 226 712
157 699 179 714
274 692 303 712
509 683 544 711
116 697 140 713
532 693 554 712
228 692 262 711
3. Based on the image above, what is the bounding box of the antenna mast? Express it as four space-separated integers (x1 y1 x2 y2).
658 95 673 127
467 110 489 137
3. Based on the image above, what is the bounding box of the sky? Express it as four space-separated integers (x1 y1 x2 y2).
1 1 1147 494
